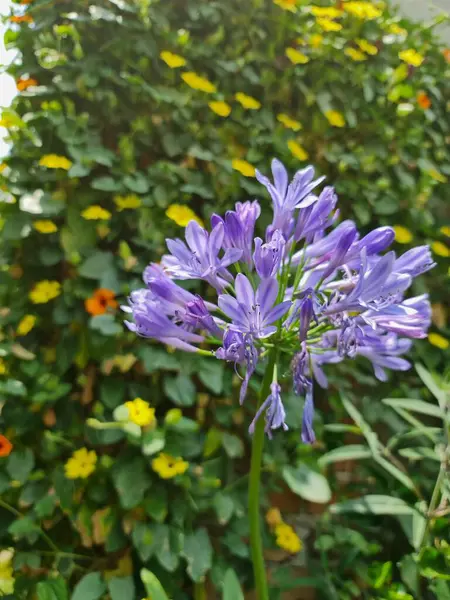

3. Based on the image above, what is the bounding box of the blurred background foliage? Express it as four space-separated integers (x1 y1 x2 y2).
0 0 449 598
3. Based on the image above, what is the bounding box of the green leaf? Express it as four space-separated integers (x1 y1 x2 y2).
71 572 106 600
132 522 156 561
0 378 27 396
415 363 448 412
198 360 224 394
112 457 151 509
341 395 379 453
319 445 371 466
155 524 180 572
203 427 222 457
182 528 213 582
7 448 35 483
8 516 39 538
123 173 149 193
37 578 69 600
107 577 135 600
399 447 439 461
90 314 122 336
141 430 165 456
382 398 443 419
213 494 234 525
164 374 196 406
140 569 169 600
222 433 244 458
138 347 180 373
91 176 121 191
374 456 417 492
330 495 416 516
79 251 114 279
282 465 331 504
222 568 244 600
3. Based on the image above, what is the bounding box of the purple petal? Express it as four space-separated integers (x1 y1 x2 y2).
235 274 255 306
218 295 246 326
263 301 291 325
185 220 208 255
256 277 278 318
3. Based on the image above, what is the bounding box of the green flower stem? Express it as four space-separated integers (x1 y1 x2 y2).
248 347 277 600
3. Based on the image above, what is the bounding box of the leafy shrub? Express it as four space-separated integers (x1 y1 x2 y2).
0 0 449 598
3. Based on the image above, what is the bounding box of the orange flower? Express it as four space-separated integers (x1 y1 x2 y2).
10 14 33 23
85 289 118 316
0 435 13 458
17 77 38 91
443 49 450 63
417 92 431 110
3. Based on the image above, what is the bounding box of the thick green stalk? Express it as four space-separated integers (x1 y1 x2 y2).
248 348 277 600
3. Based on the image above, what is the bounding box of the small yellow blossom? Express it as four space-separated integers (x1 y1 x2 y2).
277 113 302 131
427 169 447 183
316 18 342 31
166 204 204 227
345 47 367 61
65 448 97 479
432 241 450 257
232 159 256 177
81 205 112 220
356 39 378 55
29 280 61 304
208 101 232 117
287 140 309 161
428 333 449 350
393 225 413 244
181 72 216 94
266 507 283 528
440 226 450 237
0 359 6 375
388 23 407 36
39 154 72 170
234 92 261 110
0 163 7 174
17 314 36 336
310 34 323 48
125 398 156 427
0 549 15 596
399 49 424 67
343 1 382 20
285 47 309 65
325 110 345 128
160 50 186 69
113 194 142 211
152 453 189 479
275 523 302 553
273 0 298 12
33 220 58 234
311 6 342 18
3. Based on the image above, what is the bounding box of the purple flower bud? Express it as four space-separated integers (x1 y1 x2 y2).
253 230 285 279
291 344 312 395
248 382 288 439
394 246 436 277
301 388 316 444
338 319 363 357
216 330 258 404
181 296 223 337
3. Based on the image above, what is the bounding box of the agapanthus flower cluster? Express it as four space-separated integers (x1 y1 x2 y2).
124 160 434 443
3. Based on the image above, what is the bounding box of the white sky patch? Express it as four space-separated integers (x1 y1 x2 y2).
1 0 19 157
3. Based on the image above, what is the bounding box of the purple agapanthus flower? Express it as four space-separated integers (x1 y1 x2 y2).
125 159 434 444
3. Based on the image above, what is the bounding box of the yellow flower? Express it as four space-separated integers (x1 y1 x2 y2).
17 314 36 336
266 507 283 528
29 280 61 304
39 154 73 170
345 47 367 61
0 163 7 173
81 205 112 220
113 194 142 211
316 18 342 31
125 398 156 427
234 92 261 110
311 6 342 18
428 333 449 350
440 226 450 237
277 113 302 131
285 47 309 65
287 140 309 161
33 220 58 234
393 225 413 244
399 49 424 67
387 23 407 36
343 1 382 20
310 34 323 48
325 110 345 128
232 159 256 177
152 453 189 479
274 523 302 553
427 169 447 183
166 204 204 227
0 549 15 596
356 39 378 55
160 50 186 69
273 0 298 12
181 72 216 93
432 241 450 257
65 448 97 479
208 101 232 117
0 359 6 375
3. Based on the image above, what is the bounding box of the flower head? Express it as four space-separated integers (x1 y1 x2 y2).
325 110 345 127
33 220 58 234
273 0 298 12
85 288 118 316
17 314 36 336
160 51 186 68
0 435 13 457
65 448 97 479
125 398 156 427
249 382 288 439
277 114 302 131
343 1 382 20
39 154 72 170
399 49 424 67
114 194 142 211
316 18 342 31
166 204 203 227
232 159 256 178
234 93 261 110
208 101 232 117
275 523 302 553
181 72 216 93
287 140 309 161
81 205 112 220
394 225 413 244
429 333 449 350
345 47 367 62
152 453 189 479
17 77 38 91
285 48 309 65
29 280 61 304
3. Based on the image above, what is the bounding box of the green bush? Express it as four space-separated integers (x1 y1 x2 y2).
0 0 449 598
